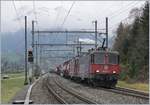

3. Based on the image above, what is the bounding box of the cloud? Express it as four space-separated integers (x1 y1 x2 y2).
18 5 30 12
77 18 82 21
54 6 66 12
79 38 95 44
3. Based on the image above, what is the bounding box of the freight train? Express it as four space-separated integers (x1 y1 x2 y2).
55 48 120 88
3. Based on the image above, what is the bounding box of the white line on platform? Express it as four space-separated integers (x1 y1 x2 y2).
24 77 40 105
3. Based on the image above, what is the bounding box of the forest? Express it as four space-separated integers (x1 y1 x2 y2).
113 2 149 82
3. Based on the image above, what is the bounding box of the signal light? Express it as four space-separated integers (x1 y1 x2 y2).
28 50 33 62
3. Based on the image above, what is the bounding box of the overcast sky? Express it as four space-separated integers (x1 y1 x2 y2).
1 1 145 37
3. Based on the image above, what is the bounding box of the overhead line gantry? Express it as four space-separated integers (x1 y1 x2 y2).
33 30 106 34
31 17 109 71
33 43 95 46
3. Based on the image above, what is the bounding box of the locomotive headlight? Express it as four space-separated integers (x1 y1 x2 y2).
113 71 116 73
96 70 100 73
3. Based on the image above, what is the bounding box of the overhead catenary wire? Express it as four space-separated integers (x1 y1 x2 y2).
54 1 63 28
108 1 142 30
98 1 139 28
33 0 39 30
89 33 104 44
12 0 23 28
60 1 75 28
96 1 134 22
105 1 136 18
107 1 143 37
33 0 40 35
109 16 130 30
33 0 40 64
109 1 141 20
13 1 142 48
33 0 38 22
12 0 27 54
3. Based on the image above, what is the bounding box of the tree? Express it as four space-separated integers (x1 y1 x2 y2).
113 2 149 82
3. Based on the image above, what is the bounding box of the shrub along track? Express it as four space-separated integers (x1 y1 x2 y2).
45 74 97 104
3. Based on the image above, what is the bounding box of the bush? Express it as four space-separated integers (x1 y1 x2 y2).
119 64 129 81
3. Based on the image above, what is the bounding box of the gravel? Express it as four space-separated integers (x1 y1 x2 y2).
47 74 88 104
29 73 149 104
30 74 59 104
53 73 149 104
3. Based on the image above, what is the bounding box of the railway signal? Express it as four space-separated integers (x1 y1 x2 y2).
28 50 34 62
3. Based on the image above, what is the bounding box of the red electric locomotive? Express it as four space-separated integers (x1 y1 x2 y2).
58 48 120 88
56 65 63 75
62 60 70 78
87 49 120 87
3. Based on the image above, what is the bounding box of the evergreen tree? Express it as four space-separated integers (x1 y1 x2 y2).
113 1 149 81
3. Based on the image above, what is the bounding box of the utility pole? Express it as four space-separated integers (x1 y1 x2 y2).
35 41 38 68
32 20 34 54
40 46 42 66
94 20 98 49
79 42 82 55
106 17 108 48
38 30 40 66
24 16 28 85
66 30 68 44
76 36 79 56
32 20 34 79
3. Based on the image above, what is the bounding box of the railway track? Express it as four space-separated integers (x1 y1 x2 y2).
65 74 149 100
44 77 67 104
99 86 149 100
60 75 149 100
45 75 97 104
114 87 149 99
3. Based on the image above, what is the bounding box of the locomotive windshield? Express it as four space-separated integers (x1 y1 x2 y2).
94 53 105 64
91 52 119 64
108 53 119 64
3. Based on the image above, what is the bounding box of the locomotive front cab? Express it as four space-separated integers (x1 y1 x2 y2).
90 50 120 88
90 51 120 73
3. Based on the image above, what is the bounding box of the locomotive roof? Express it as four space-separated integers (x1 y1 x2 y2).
62 50 119 64
90 50 119 55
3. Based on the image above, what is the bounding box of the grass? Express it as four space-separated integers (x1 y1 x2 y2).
117 80 149 93
1 72 25 104
4 72 24 78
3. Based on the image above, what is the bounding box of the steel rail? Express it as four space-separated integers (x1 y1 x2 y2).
54 78 97 104
45 78 67 104
99 87 149 100
114 87 149 99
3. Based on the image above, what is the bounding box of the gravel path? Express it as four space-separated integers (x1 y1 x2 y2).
54 73 149 104
30 75 59 104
